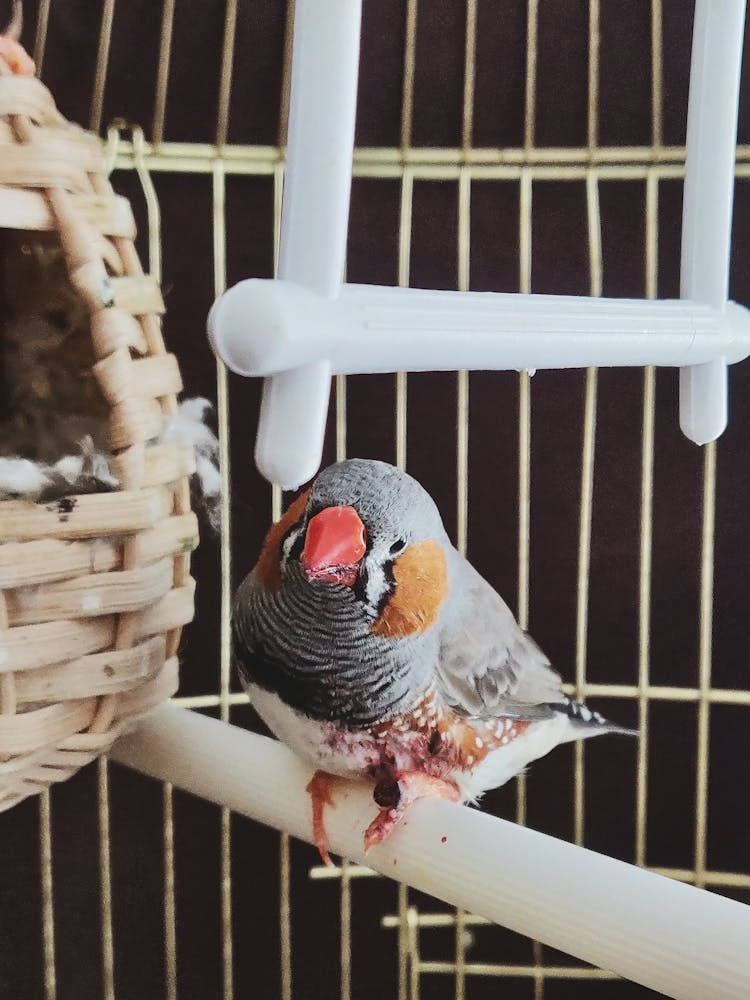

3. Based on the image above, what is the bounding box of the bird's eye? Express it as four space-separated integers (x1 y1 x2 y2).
389 538 406 556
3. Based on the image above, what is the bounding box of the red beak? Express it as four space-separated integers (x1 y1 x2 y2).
301 506 366 586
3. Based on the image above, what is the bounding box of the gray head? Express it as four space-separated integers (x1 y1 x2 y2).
280 459 450 616
311 459 445 543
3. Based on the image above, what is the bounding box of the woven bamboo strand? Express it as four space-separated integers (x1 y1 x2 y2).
0 513 197 587
0 618 117 673
5 558 175 628
15 636 167 703
0 186 136 236
91 307 149 357
0 487 173 541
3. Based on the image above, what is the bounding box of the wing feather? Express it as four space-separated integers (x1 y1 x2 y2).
436 552 564 719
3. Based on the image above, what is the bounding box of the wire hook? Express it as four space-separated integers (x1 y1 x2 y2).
105 118 162 283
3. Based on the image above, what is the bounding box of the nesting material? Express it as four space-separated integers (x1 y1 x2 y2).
0 38 199 810
0 399 220 516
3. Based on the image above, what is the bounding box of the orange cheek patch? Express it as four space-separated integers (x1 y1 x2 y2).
253 488 311 590
371 539 448 638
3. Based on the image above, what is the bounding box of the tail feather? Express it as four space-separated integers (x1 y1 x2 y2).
550 695 638 739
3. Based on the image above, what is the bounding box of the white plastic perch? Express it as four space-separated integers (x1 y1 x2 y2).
210 280 750 376
111 704 750 1000
208 0 749 488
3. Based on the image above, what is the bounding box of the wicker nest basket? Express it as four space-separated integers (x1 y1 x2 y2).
0 39 197 810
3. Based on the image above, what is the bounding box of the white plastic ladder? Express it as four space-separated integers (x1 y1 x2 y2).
209 0 749 489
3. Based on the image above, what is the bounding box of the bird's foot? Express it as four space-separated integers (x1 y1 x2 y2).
305 770 338 867
363 771 460 852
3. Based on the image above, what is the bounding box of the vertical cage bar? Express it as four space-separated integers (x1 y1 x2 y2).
277 485 292 1000
452 163 472 1000
395 375 407 471
395 6 419 985
272 162 293 1000
278 0 296 148
97 757 115 1000
408 908 422 1000
400 0 418 151
152 0 175 147
637 172 659 870
573 173 602 848
337 183 350 985
89 0 116 134
274 163 285 264
523 0 539 151
587 0 600 153
32 0 50 75
395 169 413 471
272 492 291 1000
453 905 466 1000
651 0 663 150
213 159 234 1000
340 859 352 1000
515 168 533 839
279 830 292 1000
516 169 533 629
517 150 542 993
461 0 477 154
518 0 536 624
163 783 177 1000
216 0 238 151
456 169 470 557
694 441 716 888
39 789 56 1000
397 882 409 1000
337 242 350 998
335 375 347 462
396 0 418 470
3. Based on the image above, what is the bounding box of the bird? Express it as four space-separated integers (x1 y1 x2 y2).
232 458 634 865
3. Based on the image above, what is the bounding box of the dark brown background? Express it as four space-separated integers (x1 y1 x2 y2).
1 2 749 998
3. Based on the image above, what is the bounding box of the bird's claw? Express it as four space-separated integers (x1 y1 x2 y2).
306 770 338 867
363 771 460 852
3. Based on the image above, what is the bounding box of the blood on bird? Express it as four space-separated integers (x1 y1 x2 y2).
373 777 401 809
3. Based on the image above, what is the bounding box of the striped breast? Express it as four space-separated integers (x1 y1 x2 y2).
234 564 438 731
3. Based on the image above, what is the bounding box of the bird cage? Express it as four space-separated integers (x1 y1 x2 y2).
0 19 196 811
2 2 750 1000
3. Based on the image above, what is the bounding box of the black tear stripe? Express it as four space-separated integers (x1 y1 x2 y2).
286 527 305 563
352 563 369 603
277 510 307 566
374 559 396 618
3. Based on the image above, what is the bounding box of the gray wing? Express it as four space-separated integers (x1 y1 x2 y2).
436 550 565 720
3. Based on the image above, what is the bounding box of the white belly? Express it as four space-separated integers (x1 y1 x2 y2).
246 682 384 777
